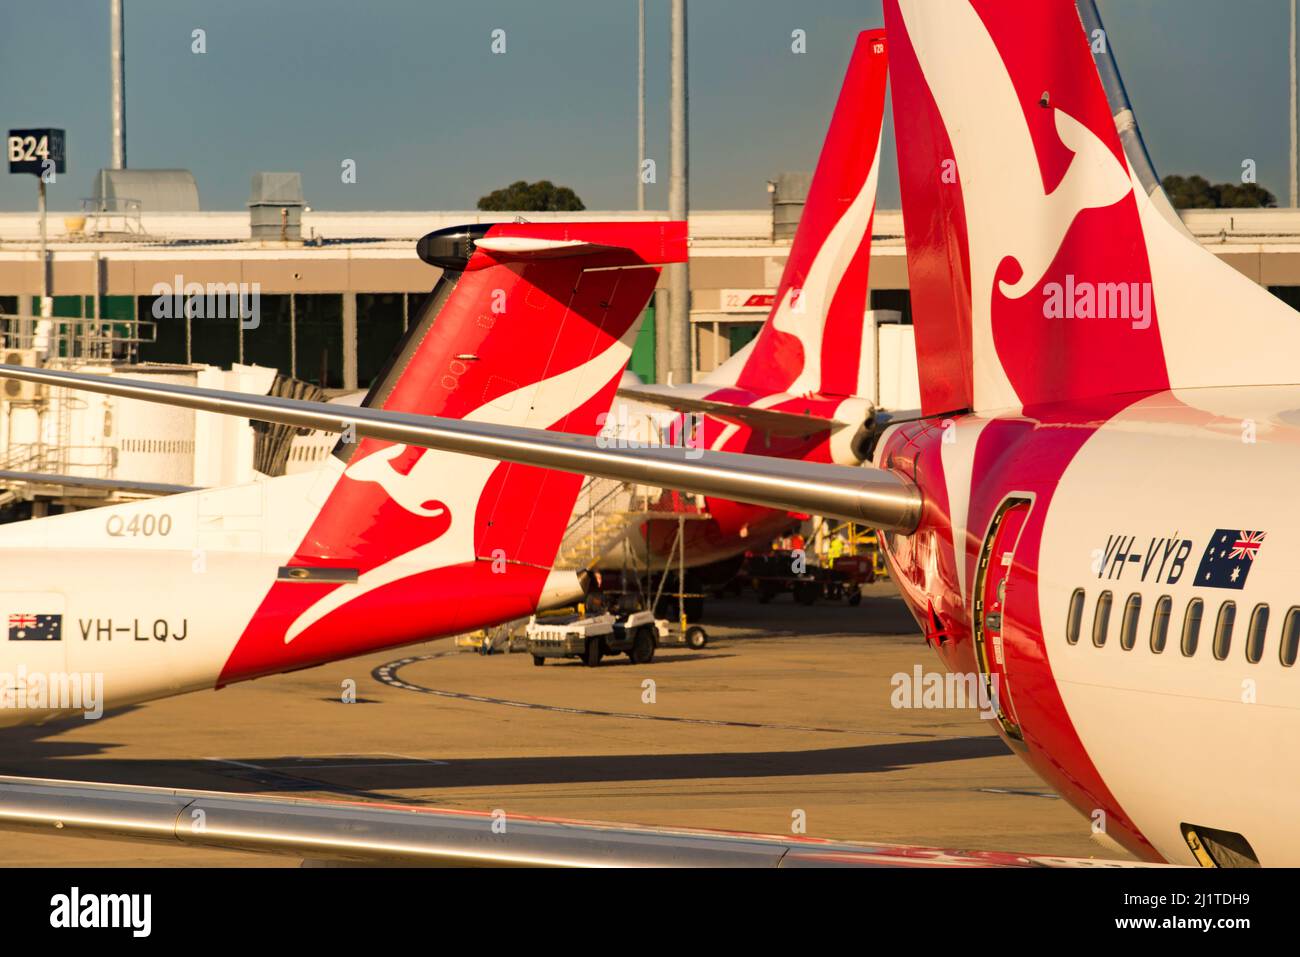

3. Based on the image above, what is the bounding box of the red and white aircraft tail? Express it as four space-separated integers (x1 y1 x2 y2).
619 29 889 463
222 222 685 681
0 221 684 705
715 28 888 399
885 0 1300 417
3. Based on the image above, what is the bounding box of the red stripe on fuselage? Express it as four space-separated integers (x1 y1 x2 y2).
879 392 1164 861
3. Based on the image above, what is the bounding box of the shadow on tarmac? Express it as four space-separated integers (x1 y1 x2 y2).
0 734 1009 803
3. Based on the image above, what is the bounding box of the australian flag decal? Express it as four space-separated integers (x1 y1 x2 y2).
1193 530 1265 590
7 613 62 641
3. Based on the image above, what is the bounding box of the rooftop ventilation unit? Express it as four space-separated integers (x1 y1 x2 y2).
769 172 811 242
249 172 305 242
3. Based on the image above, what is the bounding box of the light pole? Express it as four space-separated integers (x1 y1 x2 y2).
1291 0 1297 206
668 0 690 384
110 0 126 170
637 0 646 212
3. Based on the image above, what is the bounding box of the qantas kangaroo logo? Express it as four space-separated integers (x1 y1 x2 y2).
899 0 1134 296
345 444 450 519
280 326 643 645
993 109 1133 300
897 0 1145 410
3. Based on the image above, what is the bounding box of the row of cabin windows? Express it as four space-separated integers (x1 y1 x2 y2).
1066 589 1300 667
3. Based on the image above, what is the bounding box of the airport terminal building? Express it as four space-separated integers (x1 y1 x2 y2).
3 202 1300 391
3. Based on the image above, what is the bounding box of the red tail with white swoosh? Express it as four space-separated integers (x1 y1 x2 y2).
887 0 1300 417
696 29 889 403
719 28 889 400
620 29 890 476
610 30 891 568
218 221 685 682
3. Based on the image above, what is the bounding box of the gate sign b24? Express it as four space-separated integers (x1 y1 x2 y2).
7 129 66 177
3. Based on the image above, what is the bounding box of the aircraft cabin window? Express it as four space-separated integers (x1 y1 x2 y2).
1150 595 1172 653
1212 601 1236 661
1120 593 1141 651
1246 604 1269 665
1093 590 1113 648
1282 608 1300 668
1066 588 1085 645
1181 598 1204 657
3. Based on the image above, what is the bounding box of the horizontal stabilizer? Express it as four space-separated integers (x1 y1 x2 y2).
473 236 618 259
417 221 687 271
0 364 922 532
0 470 198 496
616 383 848 437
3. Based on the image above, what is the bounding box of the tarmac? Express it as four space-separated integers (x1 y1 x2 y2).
0 582 1132 866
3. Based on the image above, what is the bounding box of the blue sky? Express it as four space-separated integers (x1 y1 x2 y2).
0 0 1290 212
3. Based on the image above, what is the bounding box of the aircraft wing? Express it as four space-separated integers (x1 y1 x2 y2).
616 383 848 437
0 775 1142 867
0 365 922 532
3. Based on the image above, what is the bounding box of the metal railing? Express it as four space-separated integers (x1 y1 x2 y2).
0 443 115 483
0 313 155 363
554 475 713 571
555 475 642 570
77 196 149 239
